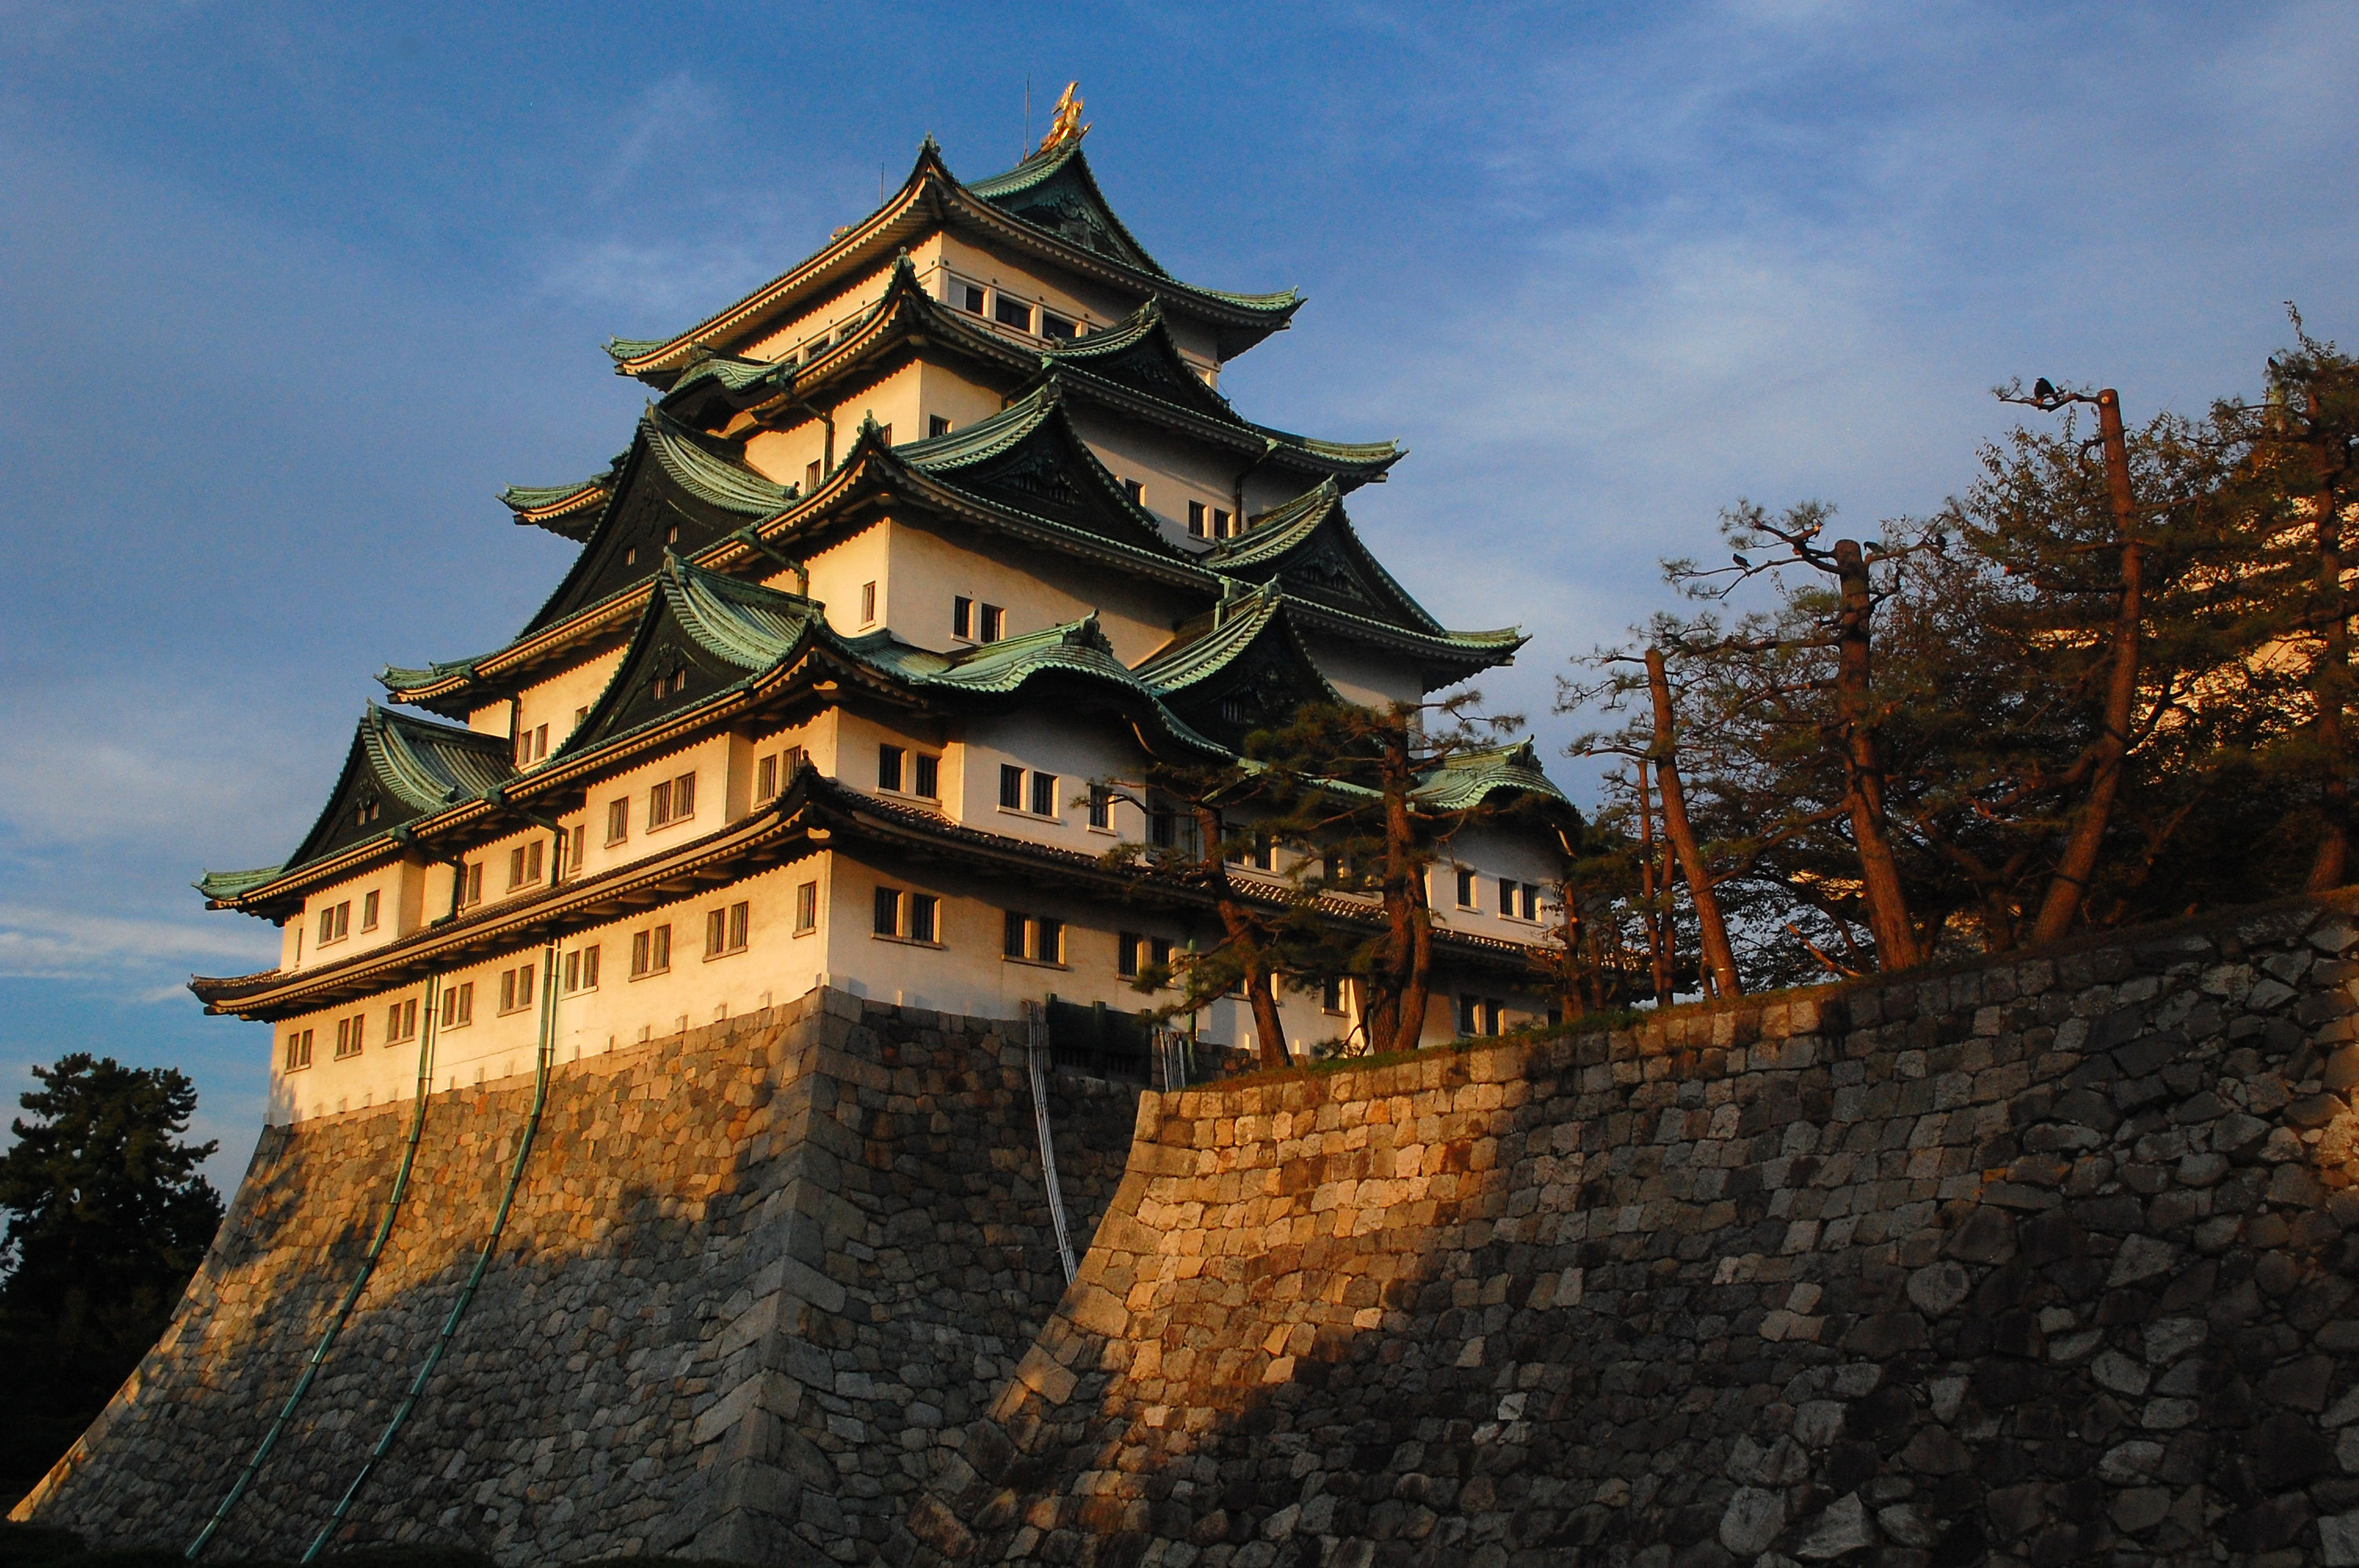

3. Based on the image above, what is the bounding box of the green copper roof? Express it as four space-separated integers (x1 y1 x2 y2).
500 481 603 510
196 864 285 902
965 136 1171 278
643 407 794 515
605 337 671 364
1414 741 1572 815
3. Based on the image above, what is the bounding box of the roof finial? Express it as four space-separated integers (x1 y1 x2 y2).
1038 82 1088 156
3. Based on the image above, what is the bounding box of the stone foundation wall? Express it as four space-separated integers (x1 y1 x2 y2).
14 989 1142 1566
892 896 2359 1568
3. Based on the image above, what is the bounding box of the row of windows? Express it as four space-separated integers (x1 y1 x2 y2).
605 771 698 846
755 746 809 804
316 891 380 946
1187 500 1236 540
878 744 940 800
1454 870 1545 922
999 764 1060 818
950 276 1082 343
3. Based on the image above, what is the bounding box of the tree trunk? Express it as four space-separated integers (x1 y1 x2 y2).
1195 804 1291 1069
2308 415 2351 890
1832 538 1925 969
1377 717 1432 1053
1635 760 1670 1005
2031 390 2142 942
1647 648 1743 996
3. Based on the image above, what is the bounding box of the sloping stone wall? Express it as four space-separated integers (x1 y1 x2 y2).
13 989 1142 1566
891 896 2359 1568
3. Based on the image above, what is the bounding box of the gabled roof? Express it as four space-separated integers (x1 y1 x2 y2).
1132 583 1343 748
609 139 1299 382
1014 301 1400 487
886 383 1198 565
200 707 514 907
564 556 1227 764
1203 481 1526 681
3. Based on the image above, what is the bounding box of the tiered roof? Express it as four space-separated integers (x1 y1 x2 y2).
606 138 1299 383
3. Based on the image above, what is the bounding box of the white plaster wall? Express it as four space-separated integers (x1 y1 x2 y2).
866 514 1206 665
1299 632 1434 710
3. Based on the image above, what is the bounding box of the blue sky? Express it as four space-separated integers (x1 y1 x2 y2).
3 1 2354 1180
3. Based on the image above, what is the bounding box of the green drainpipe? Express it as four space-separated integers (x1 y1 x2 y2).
300 934 562 1561
186 974 445 1559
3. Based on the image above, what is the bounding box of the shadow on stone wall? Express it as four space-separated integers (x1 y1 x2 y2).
14 991 1143 1568
892 897 2359 1568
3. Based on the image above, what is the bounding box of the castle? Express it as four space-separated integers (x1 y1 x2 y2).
189 109 1575 1126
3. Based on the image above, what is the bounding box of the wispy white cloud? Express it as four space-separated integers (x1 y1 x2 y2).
0 903 274 982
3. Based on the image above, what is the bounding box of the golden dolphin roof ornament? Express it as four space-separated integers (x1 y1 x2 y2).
1038 82 1089 155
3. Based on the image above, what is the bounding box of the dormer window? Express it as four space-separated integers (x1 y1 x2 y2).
354 793 382 828
652 666 689 701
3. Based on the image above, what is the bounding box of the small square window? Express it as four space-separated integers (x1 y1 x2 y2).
1121 478 1144 506
878 744 905 793
794 880 819 934
1521 883 1541 921
285 1028 314 1070
995 295 1033 332
1322 976 1347 1015
1456 868 1476 909
959 282 985 314
1213 508 1232 539
874 886 902 938
929 415 952 438
914 753 939 798
978 604 1004 642
1029 771 1056 817
1000 764 1024 810
1041 311 1078 341
909 893 938 944
631 924 671 978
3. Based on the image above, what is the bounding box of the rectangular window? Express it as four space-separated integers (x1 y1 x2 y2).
978 604 1005 641
860 582 877 625
1456 868 1477 909
1002 913 1063 964
385 998 418 1044
908 893 938 944
805 459 823 493
460 864 483 907
994 294 1033 332
564 945 602 993
318 901 350 945
1041 310 1078 341
1323 976 1347 1015
1118 931 1142 978
929 415 952 438
507 844 527 889
1150 808 1177 848
756 753 779 802
794 880 819 934
360 890 380 931
1121 478 1144 506
999 764 1024 810
1498 878 1515 917
285 1029 314 1070
649 779 671 826
649 772 696 829
874 886 902 938
441 982 474 1029
564 823 586 877
707 902 751 957
1188 500 1207 538
1521 883 1541 921
334 1014 363 1059
1088 784 1112 829
958 281 986 314
1212 508 1232 539
498 964 536 1014
1485 1000 1504 1036
914 753 939 798
606 798 629 844
630 924 671 978
953 596 972 638
878 744 905 792
1459 994 1479 1036
1029 771 1057 817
